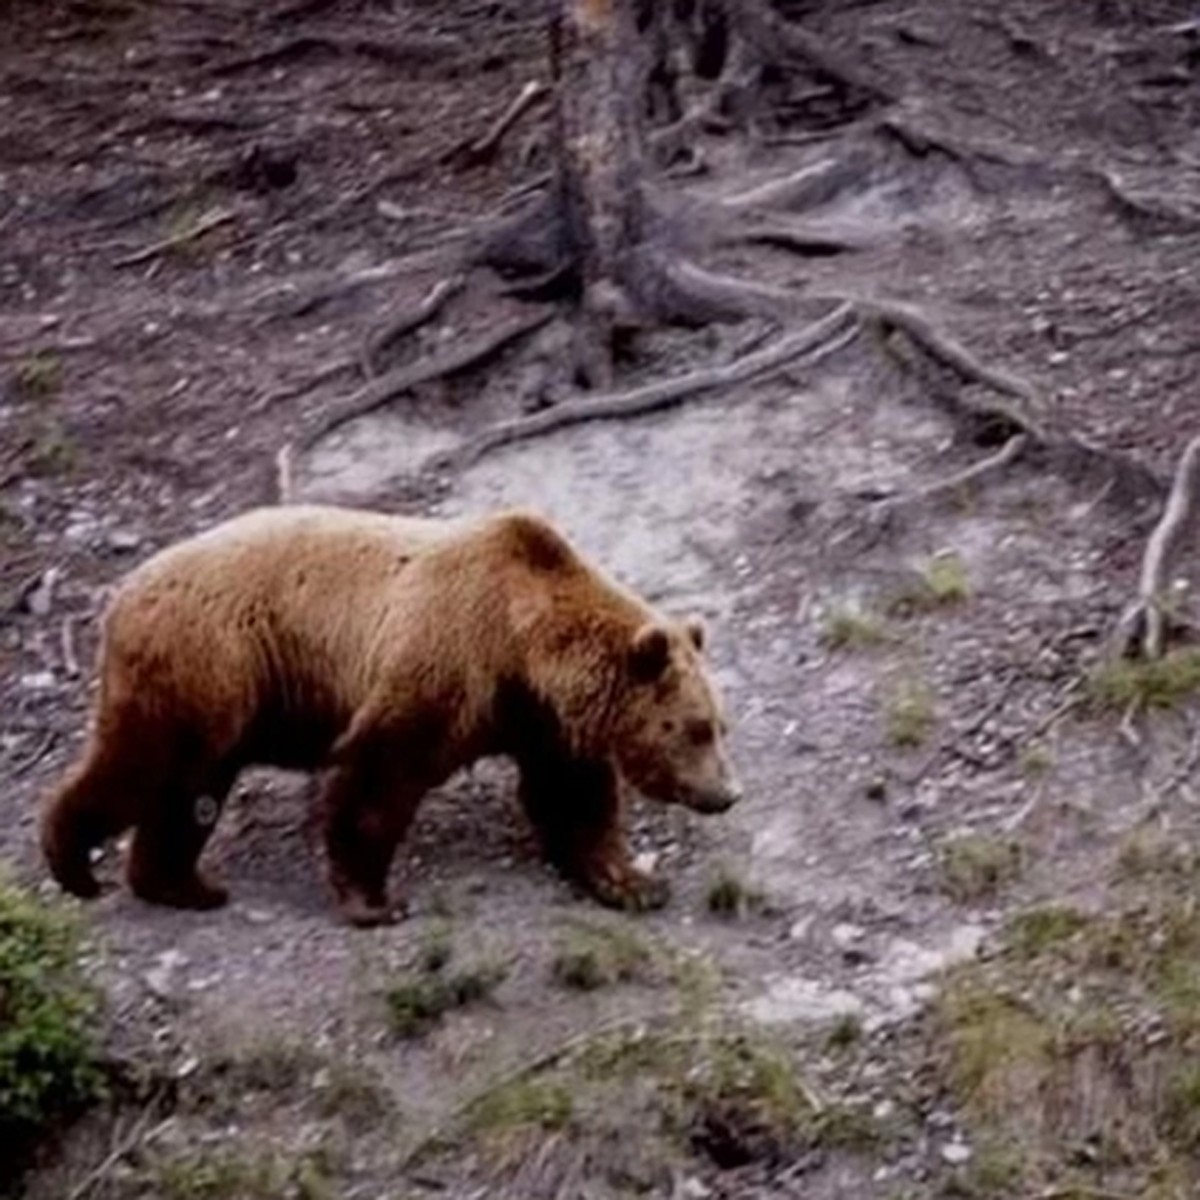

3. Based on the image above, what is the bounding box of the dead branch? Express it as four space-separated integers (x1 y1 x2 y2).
455 81 550 166
362 275 465 378
1113 435 1200 659
434 302 857 472
302 310 554 451
113 208 235 269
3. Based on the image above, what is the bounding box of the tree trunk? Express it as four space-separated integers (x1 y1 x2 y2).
550 0 655 385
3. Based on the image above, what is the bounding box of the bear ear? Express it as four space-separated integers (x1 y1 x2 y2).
683 616 707 653
630 624 671 682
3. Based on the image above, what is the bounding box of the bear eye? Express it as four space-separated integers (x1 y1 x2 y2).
686 719 715 746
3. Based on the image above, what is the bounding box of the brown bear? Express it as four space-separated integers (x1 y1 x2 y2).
41 505 740 926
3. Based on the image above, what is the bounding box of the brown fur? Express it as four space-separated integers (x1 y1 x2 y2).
40 505 739 925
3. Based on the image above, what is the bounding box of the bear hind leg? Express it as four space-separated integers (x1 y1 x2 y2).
320 747 422 929
517 754 669 912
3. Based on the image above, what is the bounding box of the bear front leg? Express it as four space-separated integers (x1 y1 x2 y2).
127 789 230 911
319 743 422 929
518 754 669 912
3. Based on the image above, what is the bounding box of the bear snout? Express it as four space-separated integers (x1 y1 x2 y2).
684 775 743 815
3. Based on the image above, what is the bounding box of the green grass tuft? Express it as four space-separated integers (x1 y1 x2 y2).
1088 648 1200 714
385 961 506 1038
938 835 1024 904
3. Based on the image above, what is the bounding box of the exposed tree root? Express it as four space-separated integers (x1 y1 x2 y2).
862 434 1030 539
720 157 868 214
427 302 856 473
300 309 554 452
736 215 872 255
361 275 465 378
860 298 1036 405
1113 435 1200 660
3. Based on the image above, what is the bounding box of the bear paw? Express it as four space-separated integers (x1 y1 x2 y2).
130 872 229 911
588 865 670 913
337 893 408 929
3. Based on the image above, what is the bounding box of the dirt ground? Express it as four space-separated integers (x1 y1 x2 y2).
4 0 1200 1196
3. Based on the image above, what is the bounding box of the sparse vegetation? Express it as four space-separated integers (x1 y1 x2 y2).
926 884 1200 1196
705 865 767 919
385 960 507 1038
1088 647 1200 713
550 918 655 990
0 880 105 1170
143 1146 336 1200
464 1078 574 1140
25 415 79 476
1017 743 1053 777
889 551 971 616
885 678 936 748
938 835 1023 903
821 603 890 650
12 350 62 399
826 1012 863 1051
1005 904 1088 959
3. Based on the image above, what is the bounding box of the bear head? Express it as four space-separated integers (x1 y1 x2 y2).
614 616 742 814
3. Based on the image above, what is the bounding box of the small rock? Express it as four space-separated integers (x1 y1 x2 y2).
19 671 57 691
144 949 189 999
831 922 866 948
107 529 143 553
632 850 659 874
26 567 60 616
941 1140 972 1166
243 907 274 925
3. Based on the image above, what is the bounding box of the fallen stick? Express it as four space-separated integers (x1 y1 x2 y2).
302 309 554 450
435 302 857 472
113 209 235 269
1113 434 1200 659
456 80 549 165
